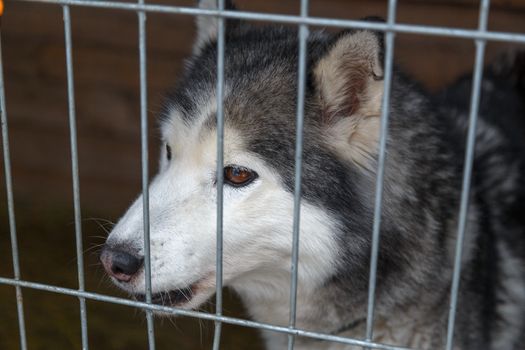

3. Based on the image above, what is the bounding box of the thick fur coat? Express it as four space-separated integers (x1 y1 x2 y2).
101 1 525 349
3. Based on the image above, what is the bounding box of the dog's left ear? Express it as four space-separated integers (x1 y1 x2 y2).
314 29 385 169
194 0 238 54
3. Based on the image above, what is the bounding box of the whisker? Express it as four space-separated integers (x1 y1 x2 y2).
89 235 109 240
84 218 116 235
198 316 206 346
84 242 105 255
179 288 191 303
83 217 116 226
167 315 181 333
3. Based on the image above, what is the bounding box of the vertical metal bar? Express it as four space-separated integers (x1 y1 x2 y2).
0 30 28 350
62 6 89 349
138 0 155 348
445 1 489 349
365 0 397 344
212 0 226 349
287 1 309 349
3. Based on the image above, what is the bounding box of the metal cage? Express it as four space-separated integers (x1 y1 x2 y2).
1 0 524 349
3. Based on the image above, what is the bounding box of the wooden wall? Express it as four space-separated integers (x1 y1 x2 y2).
1 0 525 216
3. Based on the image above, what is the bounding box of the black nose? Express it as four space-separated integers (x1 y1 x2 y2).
100 246 144 282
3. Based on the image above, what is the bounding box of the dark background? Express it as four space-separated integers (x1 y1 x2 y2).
1 0 524 349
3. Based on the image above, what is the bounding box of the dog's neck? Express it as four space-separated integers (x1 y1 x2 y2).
231 271 347 328
231 275 443 349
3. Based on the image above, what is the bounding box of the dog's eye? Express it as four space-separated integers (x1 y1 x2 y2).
166 144 172 161
224 165 257 187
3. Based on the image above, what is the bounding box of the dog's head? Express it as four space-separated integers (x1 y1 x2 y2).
101 0 388 311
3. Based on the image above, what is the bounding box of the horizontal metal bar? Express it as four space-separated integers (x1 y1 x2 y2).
0 276 414 350
13 0 525 43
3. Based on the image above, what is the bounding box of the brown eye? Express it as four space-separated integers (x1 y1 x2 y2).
166 144 172 161
223 165 257 187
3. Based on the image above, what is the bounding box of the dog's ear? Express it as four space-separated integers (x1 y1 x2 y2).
194 0 237 54
314 29 385 169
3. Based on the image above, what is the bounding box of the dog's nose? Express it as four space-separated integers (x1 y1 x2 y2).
100 246 144 282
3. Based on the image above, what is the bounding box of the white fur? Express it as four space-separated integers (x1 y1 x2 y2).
493 243 525 349
107 105 341 325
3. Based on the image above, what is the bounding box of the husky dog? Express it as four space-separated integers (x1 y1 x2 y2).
100 1 525 348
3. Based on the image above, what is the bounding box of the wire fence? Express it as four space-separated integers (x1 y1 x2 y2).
1 0 524 349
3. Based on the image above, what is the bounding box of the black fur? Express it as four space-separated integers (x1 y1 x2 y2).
159 10 525 349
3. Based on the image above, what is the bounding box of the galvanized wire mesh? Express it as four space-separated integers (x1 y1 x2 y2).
1 0 524 349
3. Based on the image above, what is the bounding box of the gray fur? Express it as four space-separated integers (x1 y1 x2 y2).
156 5 525 349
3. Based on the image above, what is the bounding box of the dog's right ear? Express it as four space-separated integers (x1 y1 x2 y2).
314 29 385 170
194 0 237 54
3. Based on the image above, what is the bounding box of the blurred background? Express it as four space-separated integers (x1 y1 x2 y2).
1 0 524 349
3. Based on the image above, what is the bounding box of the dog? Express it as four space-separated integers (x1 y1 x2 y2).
100 1 525 348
